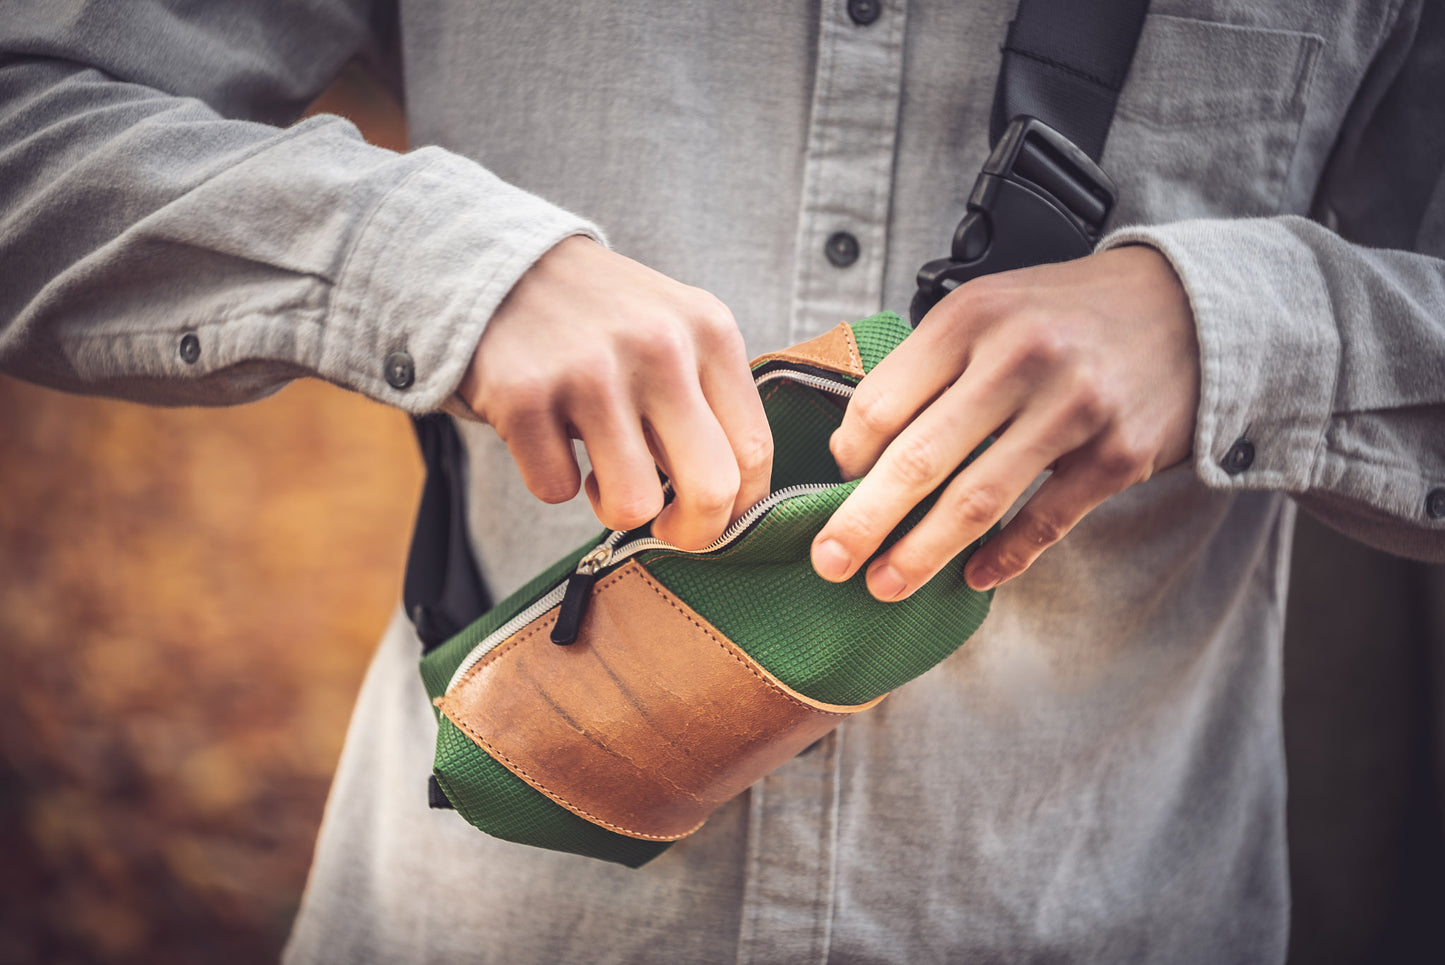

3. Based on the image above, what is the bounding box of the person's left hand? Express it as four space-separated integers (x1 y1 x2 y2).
809 245 1201 600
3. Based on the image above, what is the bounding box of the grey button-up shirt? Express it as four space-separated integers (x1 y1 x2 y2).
3 1 1444 962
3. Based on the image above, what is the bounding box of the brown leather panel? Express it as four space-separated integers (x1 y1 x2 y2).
436 560 882 841
751 321 865 380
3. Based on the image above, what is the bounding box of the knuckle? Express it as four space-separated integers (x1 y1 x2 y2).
830 507 881 548
606 492 663 531
564 352 623 400
986 541 1033 578
1096 436 1150 483
735 430 774 478
947 483 1007 531
1014 507 1068 549
848 385 900 439
1018 326 1070 371
882 547 935 586
634 322 692 369
889 433 945 489
713 324 748 362
504 374 554 413
689 292 741 344
684 481 737 518
945 272 1009 322
1064 378 1109 429
487 371 551 418
529 474 580 505
488 389 554 443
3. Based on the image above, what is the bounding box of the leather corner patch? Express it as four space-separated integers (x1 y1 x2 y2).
435 560 881 841
751 321 865 380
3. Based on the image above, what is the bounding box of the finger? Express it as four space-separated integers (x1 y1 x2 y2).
500 410 582 505
861 396 1103 601
811 362 1024 583
698 341 774 522
830 322 969 481
962 437 1149 591
572 399 665 532
642 382 740 551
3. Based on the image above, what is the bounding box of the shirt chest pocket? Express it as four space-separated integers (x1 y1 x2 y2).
1104 14 1324 223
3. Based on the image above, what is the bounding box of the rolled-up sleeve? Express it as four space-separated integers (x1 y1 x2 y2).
1098 0 1445 560
1101 217 1445 559
0 1 601 412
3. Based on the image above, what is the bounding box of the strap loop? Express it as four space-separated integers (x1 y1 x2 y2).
913 0 1149 323
990 0 1151 162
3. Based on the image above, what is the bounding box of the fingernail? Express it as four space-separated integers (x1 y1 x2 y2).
870 564 908 601
812 538 852 581
967 563 1000 592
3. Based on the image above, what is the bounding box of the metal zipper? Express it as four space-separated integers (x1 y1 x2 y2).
582 480 839 568
444 581 569 693
444 365 858 694
752 368 856 398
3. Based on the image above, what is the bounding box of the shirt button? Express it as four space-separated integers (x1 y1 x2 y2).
825 231 860 268
178 332 201 364
1427 488 1445 520
848 0 882 26
1221 438 1254 475
384 351 416 390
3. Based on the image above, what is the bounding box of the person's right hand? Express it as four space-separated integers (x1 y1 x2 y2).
459 235 773 551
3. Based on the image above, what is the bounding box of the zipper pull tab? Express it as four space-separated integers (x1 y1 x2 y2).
551 545 612 645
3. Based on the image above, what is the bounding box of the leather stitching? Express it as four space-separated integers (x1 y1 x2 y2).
753 322 865 378
437 560 867 840
626 564 860 718
841 322 863 374
440 708 703 841
439 569 704 840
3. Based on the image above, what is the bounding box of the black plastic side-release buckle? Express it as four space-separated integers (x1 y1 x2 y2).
910 116 1118 326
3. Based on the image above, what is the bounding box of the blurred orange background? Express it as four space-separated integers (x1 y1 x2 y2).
0 69 413 964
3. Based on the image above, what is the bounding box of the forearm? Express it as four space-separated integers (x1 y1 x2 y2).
0 55 600 411
1101 215 1445 559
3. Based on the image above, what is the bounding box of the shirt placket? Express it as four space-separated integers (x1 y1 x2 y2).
738 5 908 964
788 0 909 344
735 730 847 965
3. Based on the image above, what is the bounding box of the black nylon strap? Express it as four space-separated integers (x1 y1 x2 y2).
427 774 456 809
990 0 1150 161
403 414 491 652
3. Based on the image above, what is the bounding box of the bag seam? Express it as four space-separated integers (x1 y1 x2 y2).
437 561 863 841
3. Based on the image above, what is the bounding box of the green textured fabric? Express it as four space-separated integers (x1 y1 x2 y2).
420 312 991 865
757 379 846 491
433 716 668 868
851 310 914 372
644 484 989 706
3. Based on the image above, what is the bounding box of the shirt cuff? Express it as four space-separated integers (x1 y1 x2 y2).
1097 219 1340 494
326 145 604 413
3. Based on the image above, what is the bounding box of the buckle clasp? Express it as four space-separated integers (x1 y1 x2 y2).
910 116 1118 326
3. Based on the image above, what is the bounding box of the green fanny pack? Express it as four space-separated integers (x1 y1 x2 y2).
419 311 992 867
